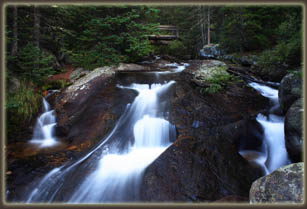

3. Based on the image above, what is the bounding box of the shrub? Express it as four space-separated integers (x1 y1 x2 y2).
167 40 187 57
6 80 42 122
6 80 42 139
42 79 71 91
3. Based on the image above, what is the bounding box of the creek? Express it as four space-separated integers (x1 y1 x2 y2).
22 62 291 203
239 82 291 175
25 64 186 203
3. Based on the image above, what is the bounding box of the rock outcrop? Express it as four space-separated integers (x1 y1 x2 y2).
140 119 264 202
140 61 270 202
188 59 228 87
54 65 140 147
278 73 302 113
285 98 303 162
250 163 304 203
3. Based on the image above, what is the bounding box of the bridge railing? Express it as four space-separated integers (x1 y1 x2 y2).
148 25 179 41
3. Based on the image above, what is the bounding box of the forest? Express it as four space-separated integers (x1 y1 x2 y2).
4 4 303 204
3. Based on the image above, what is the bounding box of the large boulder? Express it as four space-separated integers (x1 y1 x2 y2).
200 44 224 58
54 66 137 146
140 120 264 202
278 73 302 113
250 163 304 203
285 98 303 162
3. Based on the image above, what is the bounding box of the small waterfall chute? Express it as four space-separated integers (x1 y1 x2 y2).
26 80 177 203
30 96 58 148
241 82 291 174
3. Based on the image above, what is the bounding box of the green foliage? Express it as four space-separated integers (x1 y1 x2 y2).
65 6 158 69
168 40 187 57
153 40 187 58
258 7 302 69
6 81 42 138
201 83 223 94
218 6 302 57
288 69 302 79
16 43 56 83
71 43 125 70
42 79 71 91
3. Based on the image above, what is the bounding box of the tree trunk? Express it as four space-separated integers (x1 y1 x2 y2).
207 7 211 45
34 6 40 73
34 6 40 49
239 7 244 53
200 6 205 46
11 6 18 56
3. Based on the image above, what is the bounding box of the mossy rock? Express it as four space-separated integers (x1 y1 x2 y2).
250 163 304 203
193 60 228 81
285 98 303 162
278 73 302 113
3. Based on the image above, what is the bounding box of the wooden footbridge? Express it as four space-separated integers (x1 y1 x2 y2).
148 25 180 45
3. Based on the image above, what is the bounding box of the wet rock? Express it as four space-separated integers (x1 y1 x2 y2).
50 64 141 149
269 104 284 116
117 63 150 72
200 44 224 58
250 163 304 203
285 98 303 162
237 118 264 153
141 121 263 202
278 73 302 113
140 71 268 202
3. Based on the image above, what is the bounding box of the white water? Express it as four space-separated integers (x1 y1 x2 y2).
26 80 177 203
165 63 189 73
245 82 290 174
30 98 58 147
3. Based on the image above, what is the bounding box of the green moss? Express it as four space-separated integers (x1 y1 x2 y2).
198 65 237 95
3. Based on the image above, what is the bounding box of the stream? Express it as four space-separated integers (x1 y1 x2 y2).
239 82 291 175
23 62 291 203
25 64 183 203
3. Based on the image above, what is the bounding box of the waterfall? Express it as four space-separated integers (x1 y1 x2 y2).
30 98 58 148
26 80 177 203
242 82 291 175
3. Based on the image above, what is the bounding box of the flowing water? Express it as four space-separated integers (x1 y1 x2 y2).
25 64 187 203
30 97 58 148
239 82 291 175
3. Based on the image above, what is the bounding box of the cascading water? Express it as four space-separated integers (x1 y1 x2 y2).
240 82 291 175
25 79 177 203
30 97 58 148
